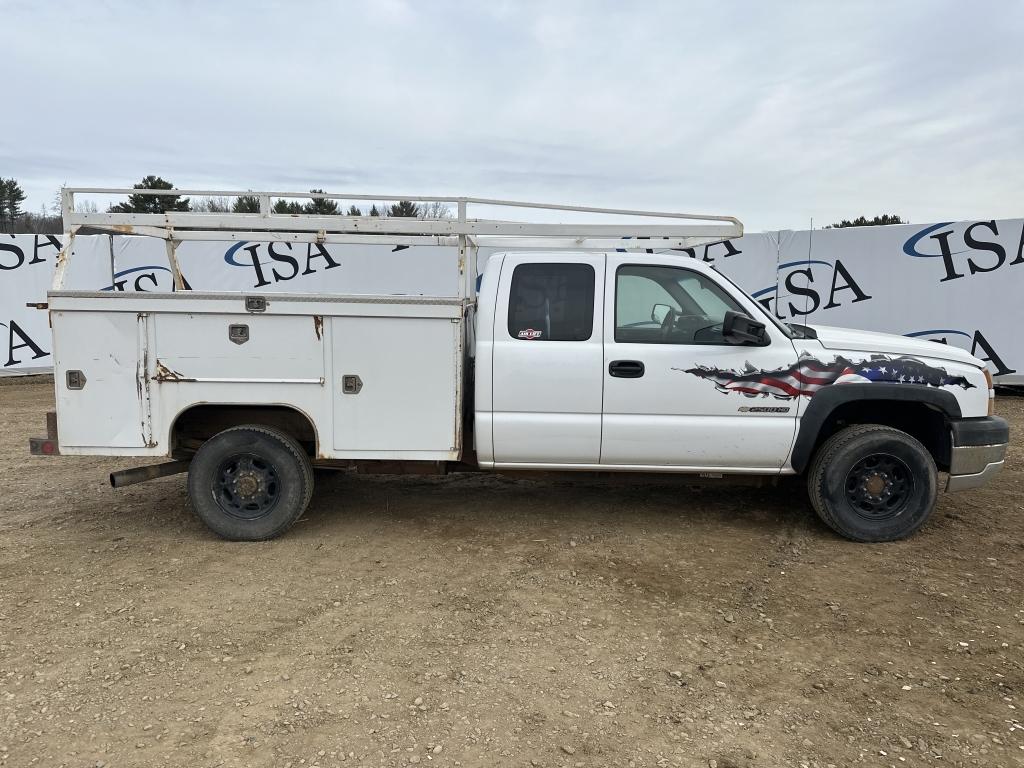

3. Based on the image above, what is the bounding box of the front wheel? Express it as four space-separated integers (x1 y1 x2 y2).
807 424 938 542
187 425 314 540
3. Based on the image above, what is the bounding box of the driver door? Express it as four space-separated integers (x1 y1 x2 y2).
601 255 800 470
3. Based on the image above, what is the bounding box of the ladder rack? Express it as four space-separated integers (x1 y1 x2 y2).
56 187 744 298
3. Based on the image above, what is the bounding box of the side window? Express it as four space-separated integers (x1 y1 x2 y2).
616 274 681 327
507 263 595 341
615 264 744 344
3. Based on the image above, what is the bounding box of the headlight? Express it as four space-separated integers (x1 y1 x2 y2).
984 368 994 415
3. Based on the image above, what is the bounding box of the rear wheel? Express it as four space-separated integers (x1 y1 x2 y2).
807 424 937 542
187 425 313 540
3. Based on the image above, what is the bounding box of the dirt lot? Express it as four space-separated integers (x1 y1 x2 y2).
1 379 1022 768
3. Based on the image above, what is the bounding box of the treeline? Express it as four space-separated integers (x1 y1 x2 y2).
0 177 52 233
4 172 907 235
825 214 905 228
0 174 451 234
107 176 450 219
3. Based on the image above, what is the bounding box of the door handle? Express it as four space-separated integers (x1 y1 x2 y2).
609 360 645 378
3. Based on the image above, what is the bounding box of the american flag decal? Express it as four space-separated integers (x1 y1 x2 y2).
678 354 975 399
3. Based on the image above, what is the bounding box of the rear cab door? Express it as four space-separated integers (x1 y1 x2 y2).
487 253 605 465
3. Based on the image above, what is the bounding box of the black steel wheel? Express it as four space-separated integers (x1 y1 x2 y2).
843 453 915 521
807 424 937 542
188 425 313 540
214 454 282 520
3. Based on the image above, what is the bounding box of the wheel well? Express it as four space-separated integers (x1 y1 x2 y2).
170 404 318 458
806 400 951 471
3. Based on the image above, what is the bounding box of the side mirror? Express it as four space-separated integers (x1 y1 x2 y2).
723 310 767 345
651 303 671 325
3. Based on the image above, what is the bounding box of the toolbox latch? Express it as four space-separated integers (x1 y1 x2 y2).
228 324 250 344
66 370 86 390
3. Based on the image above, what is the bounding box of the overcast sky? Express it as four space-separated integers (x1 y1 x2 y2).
3 0 1022 231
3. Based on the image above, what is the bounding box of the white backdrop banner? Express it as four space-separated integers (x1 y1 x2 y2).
2 218 1021 382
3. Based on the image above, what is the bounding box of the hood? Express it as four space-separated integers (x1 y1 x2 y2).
809 324 982 367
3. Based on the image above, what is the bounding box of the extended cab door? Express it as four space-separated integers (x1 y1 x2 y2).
601 256 799 471
489 254 605 465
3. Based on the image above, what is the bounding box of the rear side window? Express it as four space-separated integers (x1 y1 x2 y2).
507 263 595 341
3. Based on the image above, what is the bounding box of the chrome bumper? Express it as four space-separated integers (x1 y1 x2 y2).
945 416 1009 492
947 454 1005 491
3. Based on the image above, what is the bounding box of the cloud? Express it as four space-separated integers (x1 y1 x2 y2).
3 0 1022 231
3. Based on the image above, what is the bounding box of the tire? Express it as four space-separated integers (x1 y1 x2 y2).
807 424 937 542
187 425 314 541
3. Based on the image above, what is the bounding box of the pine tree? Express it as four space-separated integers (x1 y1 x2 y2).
273 199 303 214
369 205 381 217
346 205 362 216
389 200 420 218
0 179 9 227
233 195 261 213
8 179 26 219
109 176 190 213
302 189 340 215
0 178 27 228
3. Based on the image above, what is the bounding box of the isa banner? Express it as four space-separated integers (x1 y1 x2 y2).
1 219 1021 383
763 221 1022 383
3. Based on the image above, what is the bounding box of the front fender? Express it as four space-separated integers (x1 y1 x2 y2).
790 383 961 473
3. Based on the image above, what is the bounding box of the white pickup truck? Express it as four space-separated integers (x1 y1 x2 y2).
30 188 1009 543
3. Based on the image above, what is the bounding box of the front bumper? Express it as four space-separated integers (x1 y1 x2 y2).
946 416 1009 491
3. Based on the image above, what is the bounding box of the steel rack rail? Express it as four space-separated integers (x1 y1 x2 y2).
56 187 744 299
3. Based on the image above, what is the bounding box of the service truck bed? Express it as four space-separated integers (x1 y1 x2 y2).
48 290 465 460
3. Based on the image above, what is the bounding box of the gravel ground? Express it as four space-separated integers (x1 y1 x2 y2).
1 378 1022 768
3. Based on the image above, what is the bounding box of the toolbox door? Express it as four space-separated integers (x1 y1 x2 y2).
52 310 151 449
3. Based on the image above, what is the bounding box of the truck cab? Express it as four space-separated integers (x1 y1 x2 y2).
476 251 802 471
474 250 1008 541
